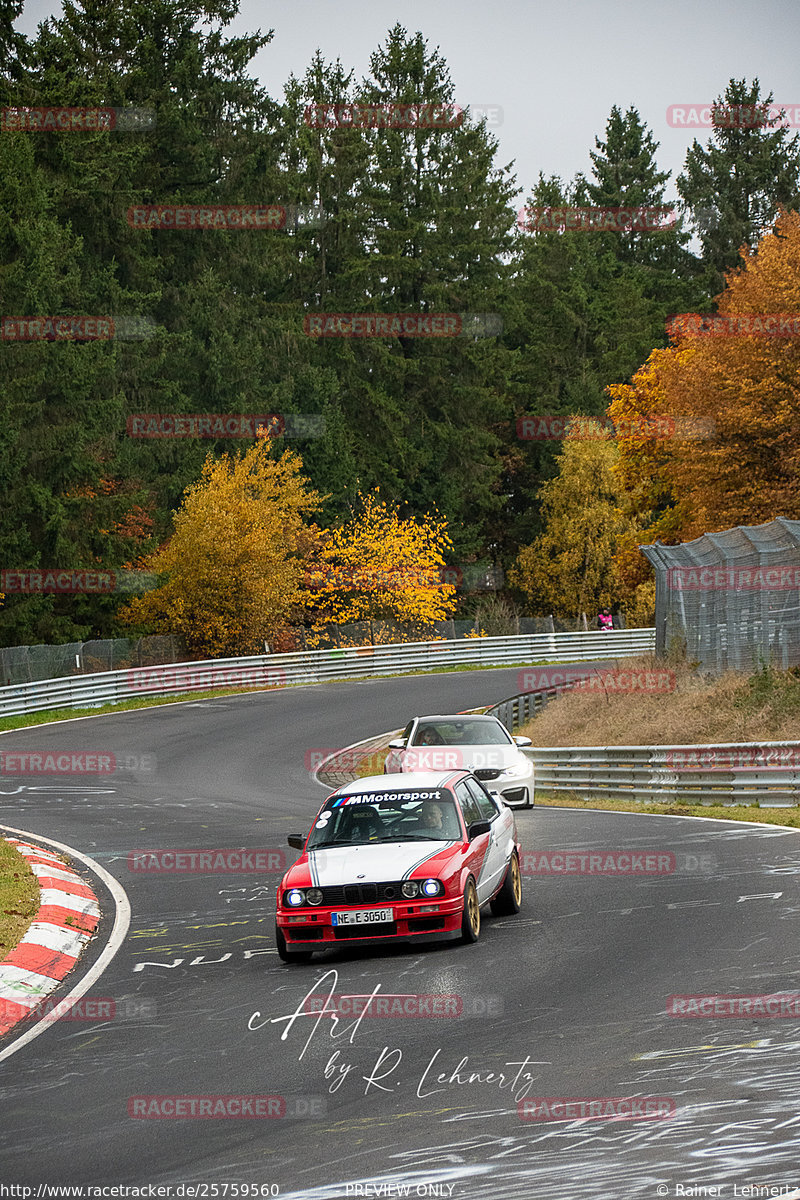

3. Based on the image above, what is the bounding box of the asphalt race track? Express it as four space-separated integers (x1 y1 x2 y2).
1 667 799 1198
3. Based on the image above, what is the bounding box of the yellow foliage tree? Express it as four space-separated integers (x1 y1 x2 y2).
509 422 652 624
120 444 322 658
303 490 457 641
608 207 800 573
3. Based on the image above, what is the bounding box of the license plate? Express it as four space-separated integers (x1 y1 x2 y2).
332 908 394 927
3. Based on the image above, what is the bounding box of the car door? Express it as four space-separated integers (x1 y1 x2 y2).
454 779 494 904
465 777 508 898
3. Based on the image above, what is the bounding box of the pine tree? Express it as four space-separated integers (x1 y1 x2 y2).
0 0 27 82
330 25 518 559
0 132 150 643
586 105 703 315
677 78 800 294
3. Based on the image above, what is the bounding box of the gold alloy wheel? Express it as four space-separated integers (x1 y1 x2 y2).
466 879 480 938
510 853 521 905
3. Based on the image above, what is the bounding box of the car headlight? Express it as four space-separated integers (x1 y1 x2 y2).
421 878 442 897
501 762 529 779
306 888 323 905
402 881 419 898
285 889 306 906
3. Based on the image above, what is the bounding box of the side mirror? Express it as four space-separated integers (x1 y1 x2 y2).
387 738 406 750
513 735 532 747
468 819 491 840
287 834 305 850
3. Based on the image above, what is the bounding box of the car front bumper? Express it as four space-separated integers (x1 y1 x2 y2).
277 898 464 949
492 783 532 807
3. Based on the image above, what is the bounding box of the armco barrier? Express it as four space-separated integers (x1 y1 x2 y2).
487 688 800 807
0 629 654 719
489 689 561 733
526 743 800 806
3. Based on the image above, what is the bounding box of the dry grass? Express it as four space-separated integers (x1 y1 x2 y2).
0 840 40 959
521 657 800 747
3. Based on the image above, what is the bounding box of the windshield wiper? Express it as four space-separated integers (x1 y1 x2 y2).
390 833 449 841
308 838 358 849
311 834 450 847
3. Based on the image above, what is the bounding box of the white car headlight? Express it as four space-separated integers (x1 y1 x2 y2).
500 762 529 779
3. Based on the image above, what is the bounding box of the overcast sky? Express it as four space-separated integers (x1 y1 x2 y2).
15 0 800 205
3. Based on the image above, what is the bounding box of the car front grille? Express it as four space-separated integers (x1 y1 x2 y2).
320 880 405 906
474 768 502 781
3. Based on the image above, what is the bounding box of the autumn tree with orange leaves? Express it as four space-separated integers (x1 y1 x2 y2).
120 444 322 658
607 207 800 592
302 491 457 641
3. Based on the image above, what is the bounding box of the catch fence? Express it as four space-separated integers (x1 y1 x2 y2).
642 516 800 672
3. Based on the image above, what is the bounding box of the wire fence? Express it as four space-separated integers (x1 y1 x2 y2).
0 614 628 684
283 614 623 650
642 516 800 672
0 635 183 686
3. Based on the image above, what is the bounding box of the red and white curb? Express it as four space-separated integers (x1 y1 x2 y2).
0 837 100 1036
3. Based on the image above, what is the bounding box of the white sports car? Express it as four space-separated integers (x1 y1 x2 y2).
384 713 535 808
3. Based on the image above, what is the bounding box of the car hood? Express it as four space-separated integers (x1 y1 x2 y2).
399 743 521 771
289 841 457 886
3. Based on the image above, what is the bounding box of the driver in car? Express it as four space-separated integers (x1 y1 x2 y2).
416 800 457 839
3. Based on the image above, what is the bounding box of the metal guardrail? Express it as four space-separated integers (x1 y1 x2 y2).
488 686 800 808
489 688 562 733
527 744 800 807
0 628 654 719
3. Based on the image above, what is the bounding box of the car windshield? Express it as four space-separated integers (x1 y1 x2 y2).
410 718 512 747
306 790 462 848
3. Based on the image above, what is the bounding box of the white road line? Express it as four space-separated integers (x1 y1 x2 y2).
0 823 131 1063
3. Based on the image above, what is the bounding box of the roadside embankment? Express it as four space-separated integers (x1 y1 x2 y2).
519 658 800 747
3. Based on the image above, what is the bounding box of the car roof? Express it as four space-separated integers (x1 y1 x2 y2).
331 770 465 796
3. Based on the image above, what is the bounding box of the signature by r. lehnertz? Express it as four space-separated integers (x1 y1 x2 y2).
248 968 547 1099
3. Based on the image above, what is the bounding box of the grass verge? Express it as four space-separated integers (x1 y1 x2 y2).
0 839 40 959
534 790 800 828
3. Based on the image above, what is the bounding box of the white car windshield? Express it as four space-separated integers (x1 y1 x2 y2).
307 791 462 848
410 718 512 747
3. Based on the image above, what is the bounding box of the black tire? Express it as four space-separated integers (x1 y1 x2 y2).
490 852 522 916
461 878 481 944
275 924 313 964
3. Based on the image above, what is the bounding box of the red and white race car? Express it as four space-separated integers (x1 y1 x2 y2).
275 770 522 962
